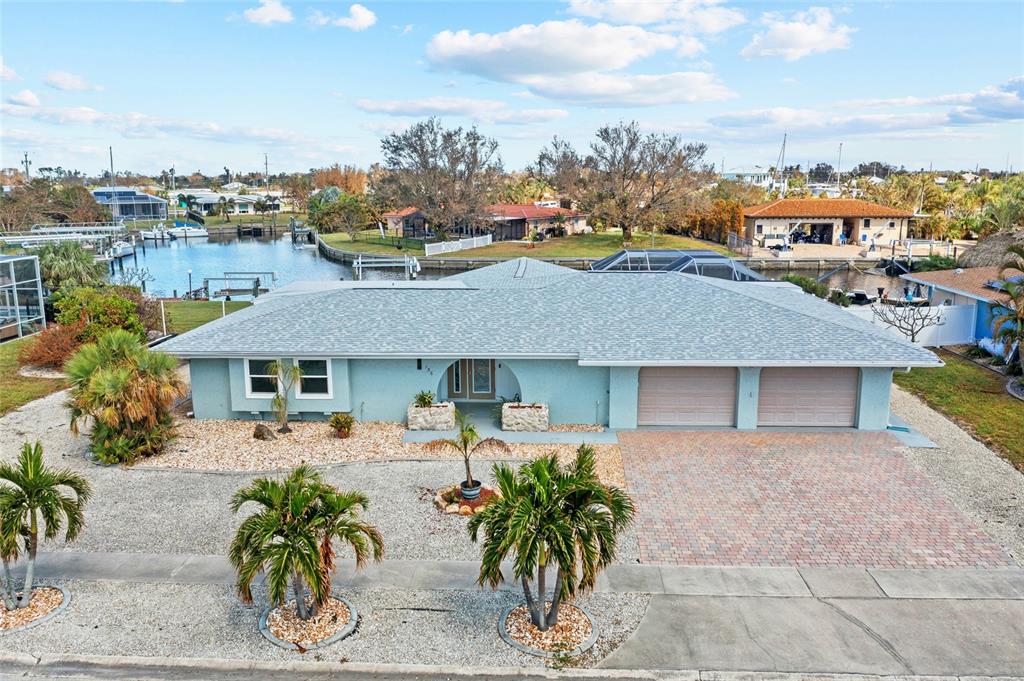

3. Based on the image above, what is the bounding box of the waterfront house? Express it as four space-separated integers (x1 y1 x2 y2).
383 207 430 238
384 204 587 241
901 266 1022 344
744 198 913 247
159 257 939 431
91 187 168 220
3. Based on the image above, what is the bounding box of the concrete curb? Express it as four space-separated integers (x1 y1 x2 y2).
257 594 358 650
0 585 71 634
1 651 1022 680
497 603 599 659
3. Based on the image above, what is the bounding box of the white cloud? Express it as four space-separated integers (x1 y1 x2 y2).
311 3 377 31
242 0 293 26
44 70 102 92
567 0 745 34
0 56 18 81
741 7 854 61
521 71 734 106
7 89 40 107
355 97 569 125
427 20 676 80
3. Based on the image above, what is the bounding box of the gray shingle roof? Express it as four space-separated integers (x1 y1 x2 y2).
158 257 940 367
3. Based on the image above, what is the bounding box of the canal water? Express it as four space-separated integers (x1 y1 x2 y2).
112 233 904 299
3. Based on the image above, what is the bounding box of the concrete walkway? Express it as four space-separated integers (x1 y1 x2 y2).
18 552 1024 678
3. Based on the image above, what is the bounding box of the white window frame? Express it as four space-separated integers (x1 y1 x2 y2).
295 358 333 400
244 358 279 399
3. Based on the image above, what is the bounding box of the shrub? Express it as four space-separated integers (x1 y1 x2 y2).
781 274 828 299
413 390 435 407
66 329 187 464
329 412 355 437
912 255 958 272
54 287 145 343
828 290 851 307
18 320 85 368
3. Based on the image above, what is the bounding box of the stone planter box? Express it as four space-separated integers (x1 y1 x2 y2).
501 402 549 432
407 402 456 430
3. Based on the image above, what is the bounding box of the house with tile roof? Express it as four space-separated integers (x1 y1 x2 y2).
382 204 587 241
744 198 913 247
159 258 940 432
901 266 1022 342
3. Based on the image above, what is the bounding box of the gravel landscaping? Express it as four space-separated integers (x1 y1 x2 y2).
0 392 639 562
890 386 1024 566
1 579 650 668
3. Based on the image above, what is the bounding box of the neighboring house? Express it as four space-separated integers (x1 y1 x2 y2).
901 266 1022 342
744 198 913 246
91 187 168 220
159 257 940 431
383 207 430 238
484 204 588 240
0 254 45 342
722 170 787 195
190 192 281 216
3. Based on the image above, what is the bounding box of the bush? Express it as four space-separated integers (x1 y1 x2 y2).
912 255 958 272
18 320 85 368
328 412 355 437
781 274 828 299
828 290 851 307
55 287 145 343
413 390 435 407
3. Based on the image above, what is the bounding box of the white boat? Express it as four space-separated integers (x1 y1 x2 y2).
165 225 208 238
105 239 134 258
140 223 169 240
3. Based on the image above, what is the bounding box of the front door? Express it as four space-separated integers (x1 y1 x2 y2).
447 359 495 400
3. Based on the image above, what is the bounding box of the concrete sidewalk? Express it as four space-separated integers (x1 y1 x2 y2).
28 551 1024 599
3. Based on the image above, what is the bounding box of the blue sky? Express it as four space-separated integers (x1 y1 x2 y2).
1 0 1022 176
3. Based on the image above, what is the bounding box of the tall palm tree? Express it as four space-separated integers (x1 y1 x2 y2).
36 242 106 292
981 199 1022 236
66 329 187 463
995 246 1024 375
0 442 91 609
468 446 634 631
217 196 236 222
425 410 509 492
229 466 383 621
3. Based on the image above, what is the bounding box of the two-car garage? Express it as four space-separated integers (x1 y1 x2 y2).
636 366 860 428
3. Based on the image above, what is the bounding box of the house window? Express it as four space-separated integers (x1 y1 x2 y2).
471 359 491 394
296 359 332 398
245 359 278 397
889 221 895 229
864 218 872 228
756 224 764 235
452 360 462 394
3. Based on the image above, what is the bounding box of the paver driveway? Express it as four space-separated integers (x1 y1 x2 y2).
619 431 1011 568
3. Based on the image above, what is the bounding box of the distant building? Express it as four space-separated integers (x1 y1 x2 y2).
189 192 281 216
722 170 788 195
91 187 168 220
743 198 913 247
0 254 45 343
382 204 588 241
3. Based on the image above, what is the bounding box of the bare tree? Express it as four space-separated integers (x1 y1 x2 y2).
371 118 503 234
872 305 944 343
532 137 586 201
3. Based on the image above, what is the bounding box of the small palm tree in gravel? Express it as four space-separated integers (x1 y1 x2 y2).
468 445 634 631
266 360 302 434
229 465 383 621
425 410 509 499
0 442 92 610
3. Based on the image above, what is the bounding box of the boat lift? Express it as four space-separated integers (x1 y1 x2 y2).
200 271 278 299
352 254 421 280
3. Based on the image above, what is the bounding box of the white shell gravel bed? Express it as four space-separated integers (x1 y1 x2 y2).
1 579 650 668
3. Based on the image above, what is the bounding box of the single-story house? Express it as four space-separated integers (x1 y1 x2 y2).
191 192 281 216
744 198 913 247
382 207 430 238
159 258 940 431
901 266 1021 342
91 187 168 220
384 204 587 241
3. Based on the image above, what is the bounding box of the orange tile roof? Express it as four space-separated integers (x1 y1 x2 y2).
486 204 582 220
744 198 913 219
902 266 1022 304
382 206 421 218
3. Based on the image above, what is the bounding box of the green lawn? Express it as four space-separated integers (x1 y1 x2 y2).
163 300 252 334
0 338 67 416
320 229 733 259
894 351 1024 471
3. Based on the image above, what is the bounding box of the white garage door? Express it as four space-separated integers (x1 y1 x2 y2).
637 367 737 426
758 367 859 427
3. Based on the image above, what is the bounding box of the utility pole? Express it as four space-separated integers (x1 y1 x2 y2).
109 146 119 220
264 153 270 197
21 152 31 179
836 142 843 194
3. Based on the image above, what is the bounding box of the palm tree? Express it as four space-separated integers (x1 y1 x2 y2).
981 198 1021 236
994 245 1024 375
425 410 509 493
468 446 634 631
266 360 302 434
177 193 198 221
217 196 236 222
0 442 91 609
1002 244 1024 277
36 242 106 292
66 329 188 463
229 466 383 621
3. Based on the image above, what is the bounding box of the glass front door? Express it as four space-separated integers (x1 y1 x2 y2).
447 359 495 400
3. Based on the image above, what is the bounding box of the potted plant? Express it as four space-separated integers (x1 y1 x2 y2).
468 446 634 654
328 412 355 439
426 411 509 501
414 390 434 408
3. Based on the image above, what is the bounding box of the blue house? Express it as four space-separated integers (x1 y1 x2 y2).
159 258 940 431
901 266 1018 347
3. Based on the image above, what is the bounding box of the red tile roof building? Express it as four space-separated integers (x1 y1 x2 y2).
743 198 913 247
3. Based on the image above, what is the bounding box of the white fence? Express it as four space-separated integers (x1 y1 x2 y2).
424 234 492 257
844 304 976 347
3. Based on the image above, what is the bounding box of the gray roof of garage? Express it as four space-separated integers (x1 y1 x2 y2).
158 258 941 367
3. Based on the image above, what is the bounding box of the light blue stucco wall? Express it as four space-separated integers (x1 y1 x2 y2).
349 358 452 421
856 367 893 430
503 359 610 425
608 367 639 429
